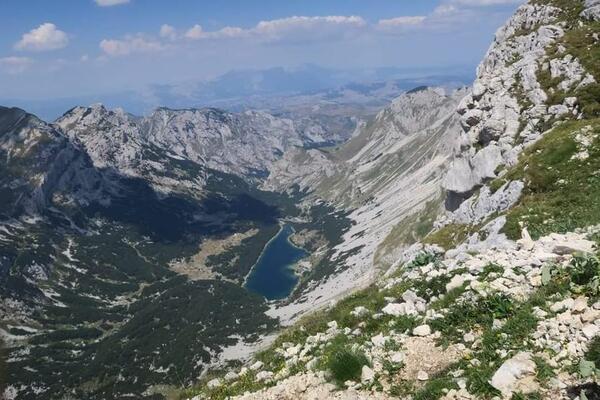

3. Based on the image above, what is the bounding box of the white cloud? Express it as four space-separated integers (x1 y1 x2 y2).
433 4 459 16
159 24 177 40
252 16 366 42
378 0 522 35
15 23 69 52
377 16 426 29
184 16 367 43
184 24 205 40
95 0 130 6
100 35 164 56
453 0 524 5
0 57 33 74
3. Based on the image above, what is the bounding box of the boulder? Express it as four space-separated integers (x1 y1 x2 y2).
443 158 479 194
412 325 431 337
249 361 264 371
382 303 406 317
446 275 466 292
479 119 505 145
390 352 405 364
551 239 596 255
490 352 537 397
224 371 239 382
471 144 504 183
582 324 599 340
255 370 274 382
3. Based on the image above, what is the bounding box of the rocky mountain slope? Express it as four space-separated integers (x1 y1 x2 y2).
0 106 310 399
0 106 111 217
181 0 600 399
263 87 467 321
56 104 340 197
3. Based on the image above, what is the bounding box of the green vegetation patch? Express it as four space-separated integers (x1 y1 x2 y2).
326 346 370 385
503 120 600 240
423 224 472 250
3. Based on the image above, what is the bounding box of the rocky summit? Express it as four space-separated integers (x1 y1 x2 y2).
1 0 600 399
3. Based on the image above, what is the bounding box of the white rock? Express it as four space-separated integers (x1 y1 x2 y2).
446 275 466 292
490 352 536 397
351 306 370 318
382 303 406 317
255 371 274 382
582 324 599 340
417 370 429 381
519 228 535 251
207 378 222 389
249 361 264 371
572 297 588 313
463 333 476 343
224 371 238 382
390 352 405 364
413 325 432 337
361 365 375 383
371 334 387 347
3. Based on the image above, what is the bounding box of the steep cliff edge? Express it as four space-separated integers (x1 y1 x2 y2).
428 0 600 254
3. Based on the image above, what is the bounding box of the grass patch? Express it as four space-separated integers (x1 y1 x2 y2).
430 293 515 344
534 356 556 383
479 263 505 281
412 371 459 400
423 224 471 250
585 336 600 370
503 120 600 240
327 349 369 385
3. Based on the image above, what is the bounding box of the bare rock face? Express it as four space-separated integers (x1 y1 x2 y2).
0 106 109 216
441 180 525 226
443 3 564 197
443 0 600 222
56 104 331 197
582 0 600 20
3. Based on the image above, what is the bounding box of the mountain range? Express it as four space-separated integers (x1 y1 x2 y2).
1 0 600 399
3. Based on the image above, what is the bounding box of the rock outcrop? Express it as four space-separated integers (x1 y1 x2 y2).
56 104 336 197
443 2 595 205
0 106 109 216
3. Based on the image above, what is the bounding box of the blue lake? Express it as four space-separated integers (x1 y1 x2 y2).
245 224 307 300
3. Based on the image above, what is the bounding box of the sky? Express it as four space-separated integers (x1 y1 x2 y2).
0 0 525 102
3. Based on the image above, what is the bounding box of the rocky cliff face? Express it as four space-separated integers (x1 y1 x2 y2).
0 106 109 217
443 0 597 211
56 104 338 197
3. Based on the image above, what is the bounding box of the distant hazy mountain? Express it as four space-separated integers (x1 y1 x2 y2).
0 64 473 122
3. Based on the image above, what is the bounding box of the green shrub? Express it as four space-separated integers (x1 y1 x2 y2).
569 255 600 287
327 348 369 385
413 373 458 400
408 252 438 268
534 356 555 382
586 336 600 369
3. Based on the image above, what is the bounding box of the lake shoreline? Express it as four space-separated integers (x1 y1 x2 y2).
244 222 308 300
